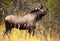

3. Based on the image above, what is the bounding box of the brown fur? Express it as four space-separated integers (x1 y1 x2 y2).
3 7 46 35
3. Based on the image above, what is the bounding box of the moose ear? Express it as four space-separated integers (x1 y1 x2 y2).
35 8 40 10
35 8 38 10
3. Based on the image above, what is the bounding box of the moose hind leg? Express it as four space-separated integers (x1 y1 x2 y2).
3 21 12 35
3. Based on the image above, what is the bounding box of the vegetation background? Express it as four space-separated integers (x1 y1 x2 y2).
0 0 60 41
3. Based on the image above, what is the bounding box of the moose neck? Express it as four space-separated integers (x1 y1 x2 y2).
30 10 40 18
33 11 45 21
30 8 45 21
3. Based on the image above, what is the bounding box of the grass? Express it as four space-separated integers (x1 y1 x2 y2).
0 23 60 41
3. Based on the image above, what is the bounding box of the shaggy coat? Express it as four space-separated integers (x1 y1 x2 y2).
3 7 46 35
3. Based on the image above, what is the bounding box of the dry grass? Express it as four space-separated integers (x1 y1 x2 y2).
0 23 60 41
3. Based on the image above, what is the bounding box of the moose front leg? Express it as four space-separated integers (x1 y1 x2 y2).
28 27 35 36
19 24 27 30
28 22 36 36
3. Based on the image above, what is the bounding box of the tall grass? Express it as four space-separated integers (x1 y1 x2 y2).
0 23 60 41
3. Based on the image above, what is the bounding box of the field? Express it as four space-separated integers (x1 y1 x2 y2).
0 23 40 41
0 23 60 41
0 0 60 41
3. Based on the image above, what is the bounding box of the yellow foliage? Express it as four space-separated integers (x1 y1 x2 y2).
0 23 60 41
